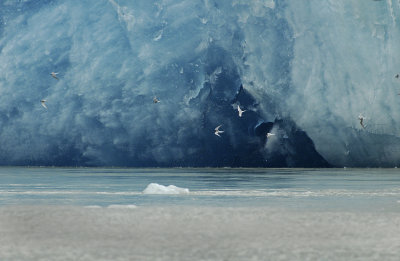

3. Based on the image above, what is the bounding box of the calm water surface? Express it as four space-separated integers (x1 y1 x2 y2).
1 167 399 211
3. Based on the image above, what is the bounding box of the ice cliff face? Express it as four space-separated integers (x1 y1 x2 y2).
0 0 399 167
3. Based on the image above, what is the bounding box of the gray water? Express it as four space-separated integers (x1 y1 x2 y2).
1 168 400 260
1 167 400 210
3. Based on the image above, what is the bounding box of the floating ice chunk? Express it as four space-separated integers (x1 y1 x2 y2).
107 204 138 209
84 205 102 209
143 183 189 195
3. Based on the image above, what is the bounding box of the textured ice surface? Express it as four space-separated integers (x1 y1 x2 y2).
143 183 190 194
1 168 400 260
0 1 400 167
0 206 400 261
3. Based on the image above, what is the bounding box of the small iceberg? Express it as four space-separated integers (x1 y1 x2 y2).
143 183 190 195
107 204 137 209
84 205 102 209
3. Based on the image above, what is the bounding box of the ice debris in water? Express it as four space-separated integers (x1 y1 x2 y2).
84 205 103 209
143 183 190 195
107 204 138 209
84 205 138 209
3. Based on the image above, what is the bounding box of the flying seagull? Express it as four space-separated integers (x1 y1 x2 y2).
214 125 224 137
41 99 47 109
153 97 160 103
358 114 366 129
266 133 275 138
237 105 246 117
50 72 59 80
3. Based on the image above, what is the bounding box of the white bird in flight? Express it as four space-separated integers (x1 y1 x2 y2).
237 105 246 117
153 97 160 103
214 125 224 137
266 133 275 138
50 72 59 80
41 99 47 109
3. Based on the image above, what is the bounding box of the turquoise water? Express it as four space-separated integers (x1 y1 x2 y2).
1 167 400 211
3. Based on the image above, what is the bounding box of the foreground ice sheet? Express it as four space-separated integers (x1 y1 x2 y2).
0 206 399 261
142 183 190 194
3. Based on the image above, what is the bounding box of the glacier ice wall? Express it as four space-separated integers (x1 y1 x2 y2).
285 0 400 166
0 0 399 167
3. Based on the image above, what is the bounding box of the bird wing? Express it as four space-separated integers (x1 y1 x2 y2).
215 125 222 131
359 119 365 128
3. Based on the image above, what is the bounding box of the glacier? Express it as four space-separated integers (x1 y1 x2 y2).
0 0 399 167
